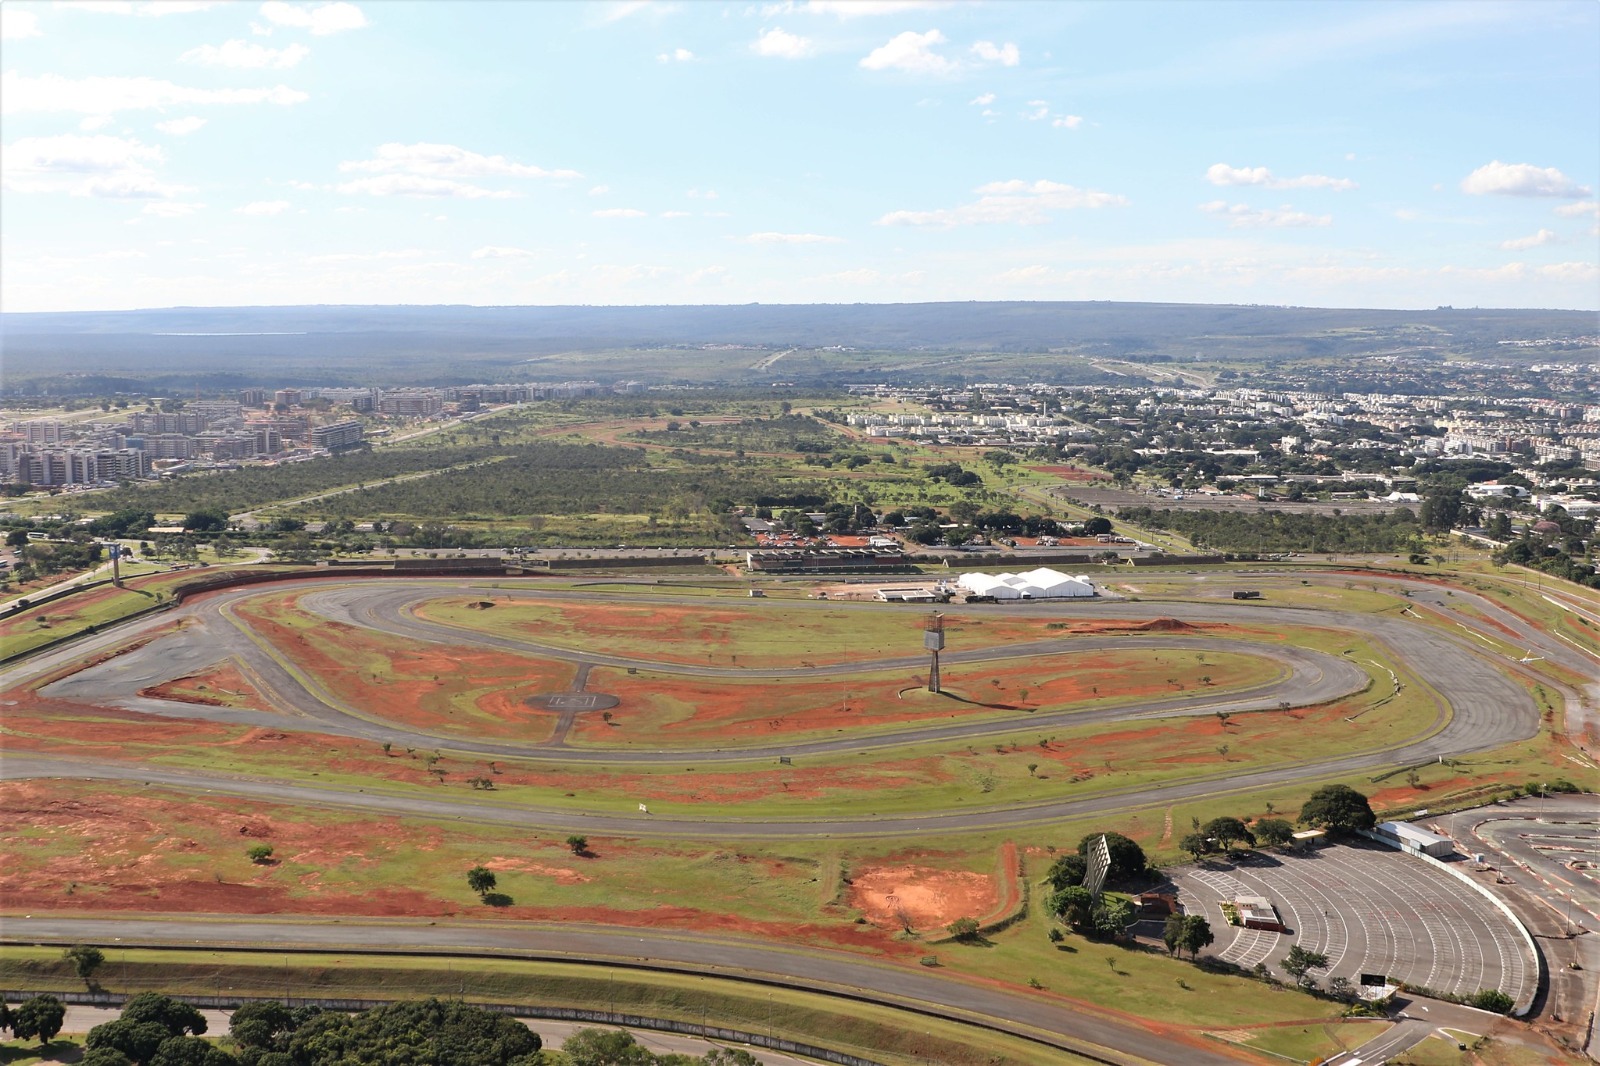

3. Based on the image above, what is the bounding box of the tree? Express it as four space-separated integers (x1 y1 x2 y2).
1282 945 1330 988
64 943 106 988
565 834 589 855
247 844 274 864
1254 818 1295 848
1089 896 1134 940
287 999 539 1065
1202 816 1255 853
1178 915 1215 959
1078 831 1146 884
1469 988 1515 1014
1048 885 1095 930
1083 516 1113 536
1045 853 1087 890
181 510 229 533
947 916 981 941
87 1019 173 1064
81 1049 136 1066
465 865 497 898
1298 784 1376 835
1162 913 1186 955
120 994 207 1038
229 1001 295 1053
149 1036 239 1066
1180 832 1210 862
1420 486 1464 534
12 994 66 1046
562 1027 656 1066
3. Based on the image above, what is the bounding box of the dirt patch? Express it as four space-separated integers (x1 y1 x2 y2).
848 864 998 932
138 659 273 710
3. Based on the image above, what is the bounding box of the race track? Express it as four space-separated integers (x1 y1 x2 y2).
2 569 1588 1065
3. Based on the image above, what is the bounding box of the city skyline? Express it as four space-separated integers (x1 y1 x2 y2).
2 0 1597 313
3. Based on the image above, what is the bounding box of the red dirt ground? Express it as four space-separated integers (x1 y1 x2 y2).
0 781 911 956
849 863 999 931
138 659 273 710
233 593 571 740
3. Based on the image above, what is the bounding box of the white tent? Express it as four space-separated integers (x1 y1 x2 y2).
958 567 1095 599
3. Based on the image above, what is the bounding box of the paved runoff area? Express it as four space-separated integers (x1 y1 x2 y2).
1169 842 1536 1005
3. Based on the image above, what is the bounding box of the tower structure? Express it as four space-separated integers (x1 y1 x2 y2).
924 612 945 693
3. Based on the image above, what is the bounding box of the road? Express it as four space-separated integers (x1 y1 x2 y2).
51 1004 812 1065
3 568 1593 1065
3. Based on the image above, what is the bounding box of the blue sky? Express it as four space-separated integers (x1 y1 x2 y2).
2 0 1597 312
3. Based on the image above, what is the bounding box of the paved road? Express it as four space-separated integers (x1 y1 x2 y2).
3 915 1227 1066
3 568 1589 1065
51 1004 810 1065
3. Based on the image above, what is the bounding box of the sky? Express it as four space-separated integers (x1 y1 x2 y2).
2 0 1597 313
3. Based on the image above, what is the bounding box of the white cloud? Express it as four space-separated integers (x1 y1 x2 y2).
258 1 368 35
970 40 1019 66
340 142 580 181
1498 228 1558 250
686 264 727 284
774 1 954 17
1206 163 1357 191
335 175 516 199
1200 200 1332 228
753 27 813 58
236 199 291 215
155 116 207 135
877 178 1129 227
2 8 42 39
182 39 311 68
588 184 611 196
79 115 115 131
860 29 955 74
1052 115 1083 129
1 71 308 114
598 0 677 22
660 210 691 218
969 92 994 106
0 133 194 199
745 231 844 243
996 264 1051 283
306 248 427 265
807 268 925 285
593 207 648 218
1025 100 1049 121
140 201 204 217
1460 161 1591 198
1553 199 1598 218
471 246 536 259
657 47 694 62
57 1 228 14
687 187 718 199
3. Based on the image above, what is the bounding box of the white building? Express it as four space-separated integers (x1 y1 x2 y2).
958 568 1096 600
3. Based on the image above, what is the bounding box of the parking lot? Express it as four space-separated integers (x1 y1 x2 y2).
1168 842 1535 1006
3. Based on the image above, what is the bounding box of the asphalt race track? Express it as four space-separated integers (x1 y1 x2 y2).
2 571 1590 1064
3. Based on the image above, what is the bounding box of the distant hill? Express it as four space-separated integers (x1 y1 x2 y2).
3 302 1594 393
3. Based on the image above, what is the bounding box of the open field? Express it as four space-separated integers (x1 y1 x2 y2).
3 564 1597 1065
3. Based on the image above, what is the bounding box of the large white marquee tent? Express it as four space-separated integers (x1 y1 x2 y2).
957 567 1096 600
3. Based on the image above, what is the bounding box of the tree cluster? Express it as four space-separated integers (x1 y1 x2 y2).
1115 506 1421 554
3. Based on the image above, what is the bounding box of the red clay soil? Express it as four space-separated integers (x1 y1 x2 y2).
234 593 572 739
0 781 910 955
138 660 274 710
848 863 999 932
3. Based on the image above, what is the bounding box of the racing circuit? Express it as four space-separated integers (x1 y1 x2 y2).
3 568 1596 1064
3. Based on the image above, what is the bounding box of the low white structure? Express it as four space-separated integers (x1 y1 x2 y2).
1375 820 1456 858
958 567 1096 600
